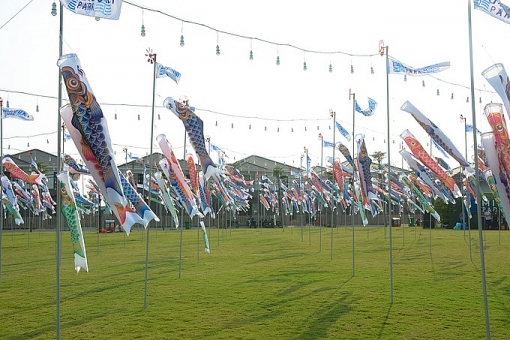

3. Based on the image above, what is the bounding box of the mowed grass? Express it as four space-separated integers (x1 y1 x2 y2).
0 225 509 339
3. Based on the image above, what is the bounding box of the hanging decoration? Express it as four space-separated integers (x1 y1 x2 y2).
180 21 185 46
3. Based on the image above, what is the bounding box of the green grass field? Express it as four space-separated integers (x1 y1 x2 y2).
0 225 508 339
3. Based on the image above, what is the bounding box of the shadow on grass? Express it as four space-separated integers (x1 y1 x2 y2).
5 308 126 340
248 252 308 265
294 293 353 340
277 280 320 297
377 304 392 340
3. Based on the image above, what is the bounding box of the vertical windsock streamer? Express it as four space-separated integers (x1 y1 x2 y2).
481 132 510 222
58 53 140 233
163 97 218 180
154 172 180 228
482 63 510 119
200 221 210 253
57 171 89 273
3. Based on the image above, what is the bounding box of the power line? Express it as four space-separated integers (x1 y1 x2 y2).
0 0 34 31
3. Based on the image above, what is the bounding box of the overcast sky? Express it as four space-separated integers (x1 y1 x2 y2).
0 0 508 171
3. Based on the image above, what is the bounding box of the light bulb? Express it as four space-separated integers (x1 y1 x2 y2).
51 1 57 16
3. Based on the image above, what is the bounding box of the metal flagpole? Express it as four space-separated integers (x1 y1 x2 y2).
196 215 200 263
206 136 212 250
144 50 158 309
329 109 336 261
318 133 323 252
302 147 308 242
379 40 394 304
467 1 491 337
460 114 472 261
178 127 186 278
52 2 64 338
349 89 355 277
300 154 303 237
0 96 3 284
429 138 432 254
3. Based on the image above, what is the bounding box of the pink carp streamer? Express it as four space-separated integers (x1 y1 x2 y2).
157 134 203 219
482 103 510 221
401 129 461 198
483 103 510 186
401 101 472 172
187 154 200 196
399 149 444 201
2 157 45 185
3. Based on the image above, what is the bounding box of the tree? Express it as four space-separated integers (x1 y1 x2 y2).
34 161 47 175
370 151 386 170
273 166 285 228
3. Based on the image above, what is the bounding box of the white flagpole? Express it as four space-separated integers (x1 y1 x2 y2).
460 115 473 260
380 40 394 304
467 1 491 337
53 2 64 338
349 89 356 277
144 50 158 310
0 97 3 284
329 109 336 261
318 133 323 252
178 131 186 278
